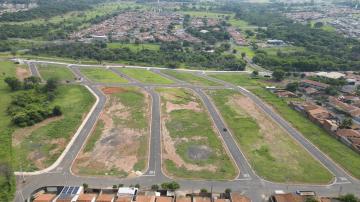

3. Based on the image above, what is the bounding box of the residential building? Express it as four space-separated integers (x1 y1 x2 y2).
33 193 57 202
230 192 251 202
97 194 115 202
301 80 330 90
76 194 97 202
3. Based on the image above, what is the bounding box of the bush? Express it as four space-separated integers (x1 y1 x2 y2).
52 106 62 116
4 77 22 91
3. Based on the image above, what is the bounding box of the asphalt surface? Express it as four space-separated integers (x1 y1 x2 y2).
14 62 360 202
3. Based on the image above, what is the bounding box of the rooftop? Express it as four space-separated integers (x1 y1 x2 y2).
77 193 97 202
230 192 251 202
33 193 57 202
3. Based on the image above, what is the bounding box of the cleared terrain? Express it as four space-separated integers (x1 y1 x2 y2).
118 68 174 84
208 89 332 183
157 87 237 180
161 70 219 86
73 87 151 177
80 68 128 83
38 64 75 81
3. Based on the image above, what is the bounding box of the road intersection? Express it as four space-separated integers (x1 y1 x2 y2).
14 60 360 202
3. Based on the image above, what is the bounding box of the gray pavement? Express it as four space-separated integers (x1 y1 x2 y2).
13 62 360 202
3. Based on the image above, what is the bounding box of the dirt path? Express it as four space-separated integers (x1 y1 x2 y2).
16 66 30 81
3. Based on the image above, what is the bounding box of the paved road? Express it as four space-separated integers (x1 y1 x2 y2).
27 62 41 78
14 61 360 202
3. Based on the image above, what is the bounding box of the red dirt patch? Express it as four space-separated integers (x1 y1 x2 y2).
102 87 128 94
16 66 30 81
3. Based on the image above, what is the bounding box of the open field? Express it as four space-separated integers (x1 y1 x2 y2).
233 46 256 59
80 68 128 83
107 43 160 51
38 64 75 81
208 89 332 183
161 70 220 86
0 61 18 201
12 85 95 171
73 87 150 177
157 87 237 180
261 46 305 56
210 73 360 179
119 68 174 84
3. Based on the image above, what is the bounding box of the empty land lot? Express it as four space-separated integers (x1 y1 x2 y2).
38 64 75 81
118 68 174 84
12 85 95 171
208 89 332 183
210 73 360 179
161 70 220 86
73 87 150 177
157 87 237 180
80 68 128 83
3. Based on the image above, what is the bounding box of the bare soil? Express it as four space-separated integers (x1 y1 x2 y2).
16 66 30 81
74 88 150 176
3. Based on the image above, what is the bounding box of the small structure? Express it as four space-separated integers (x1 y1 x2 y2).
55 186 82 202
301 79 330 90
136 195 156 202
275 90 297 98
97 194 115 202
270 193 305 202
315 72 345 79
33 193 57 202
267 39 285 46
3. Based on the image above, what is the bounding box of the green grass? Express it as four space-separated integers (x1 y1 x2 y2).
119 68 174 84
208 89 332 183
80 68 128 83
13 85 95 171
0 61 17 201
157 87 237 180
161 70 220 86
107 43 160 51
210 73 264 87
261 46 305 56
84 120 104 153
38 64 75 81
233 46 256 59
212 73 360 179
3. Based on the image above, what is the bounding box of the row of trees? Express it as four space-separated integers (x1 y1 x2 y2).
29 42 246 71
4 76 62 127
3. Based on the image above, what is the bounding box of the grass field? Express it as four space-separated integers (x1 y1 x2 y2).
75 87 149 176
161 70 220 86
261 46 305 56
233 46 256 59
0 61 17 201
38 64 75 81
107 43 160 51
208 89 332 183
157 87 237 180
119 68 174 84
211 73 360 179
13 85 95 171
80 68 128 83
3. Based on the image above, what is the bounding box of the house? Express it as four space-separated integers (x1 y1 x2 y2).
55 186 82 202
329 97 360 121
97 194 115 202
175 196 191 202
193 197 211 202
267 39 285 46
33 194 57 202
315 72 345 79
323 119 338 132
76 194 97 202
230 192 251 202
301 80 330 90
214 199 229 202
117 187 138 198
275 90 297 98
303 87 319 95
307 107 332 124
155 196 173 202
136 195 156 202
269 193 305 202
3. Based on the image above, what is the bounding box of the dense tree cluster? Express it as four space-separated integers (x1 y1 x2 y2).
221 3 360 72
4 76 62 127
0 0 105 22
186 26 230 44
29 42 246 70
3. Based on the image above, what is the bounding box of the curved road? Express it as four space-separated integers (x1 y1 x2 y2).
14 61 360 202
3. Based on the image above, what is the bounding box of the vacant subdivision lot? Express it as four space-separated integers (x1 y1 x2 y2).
38 64 75 81
80 67 128 83
157 87 237 180
210 73 360 179
118 68 174 84
12 85 95 171
15 65 30 81
73 87 151 177
161 70 220 86
208 89 332 183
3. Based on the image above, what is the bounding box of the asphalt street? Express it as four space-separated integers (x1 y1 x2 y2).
13 62 360 202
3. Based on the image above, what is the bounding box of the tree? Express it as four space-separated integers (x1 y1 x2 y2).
43 77 59 92
4 77 22 91
135 184 140 188
252 70 259 77
325 86 338 96
272 69 285 81
161 181 180 190
338 194 359 202
200 189 208 193
285 82 299 92
52 106 62 116
24 76 41 89
225 188 232 194
314 22 324 29
151 184 159 191
305 197 318 202
83 183 89 190
241 52 246 58
340 118 353 129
